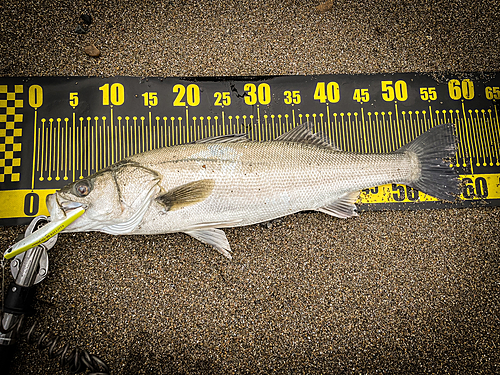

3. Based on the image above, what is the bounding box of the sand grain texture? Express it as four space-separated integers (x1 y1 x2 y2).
1 0 499 374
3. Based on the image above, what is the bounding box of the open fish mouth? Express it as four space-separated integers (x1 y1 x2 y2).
60 200 86 212
46 193 87 221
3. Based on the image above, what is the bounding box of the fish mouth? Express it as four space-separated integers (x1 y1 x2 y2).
46 193 87 221
60 200 86 211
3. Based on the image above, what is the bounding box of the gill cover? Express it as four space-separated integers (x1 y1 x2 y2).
101 160 162 234
56 160 161 233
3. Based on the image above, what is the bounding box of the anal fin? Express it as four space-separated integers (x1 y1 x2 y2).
184 228 233 260
317 190 360 219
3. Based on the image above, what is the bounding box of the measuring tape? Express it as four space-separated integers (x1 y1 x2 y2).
0 73 499 225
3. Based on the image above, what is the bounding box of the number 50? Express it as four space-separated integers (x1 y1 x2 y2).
381 80 408 101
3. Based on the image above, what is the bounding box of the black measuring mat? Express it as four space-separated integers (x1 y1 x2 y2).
0 73 499 225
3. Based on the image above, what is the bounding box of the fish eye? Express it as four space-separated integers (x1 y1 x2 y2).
73 180 92 197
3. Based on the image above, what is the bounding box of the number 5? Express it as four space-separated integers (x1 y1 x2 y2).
381 81 395 101
69 92 79 107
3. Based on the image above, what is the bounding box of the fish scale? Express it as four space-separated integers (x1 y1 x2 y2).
131 141 414 233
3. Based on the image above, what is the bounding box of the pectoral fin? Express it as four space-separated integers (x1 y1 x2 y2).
156 179 215 211
317 190 360 218
184 228 232 259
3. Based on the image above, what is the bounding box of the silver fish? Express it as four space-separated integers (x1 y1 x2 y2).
46 122 459 259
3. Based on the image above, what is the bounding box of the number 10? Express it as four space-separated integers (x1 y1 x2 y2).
99 83 125 106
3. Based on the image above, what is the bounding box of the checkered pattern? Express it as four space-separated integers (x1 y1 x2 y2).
0 84 23 183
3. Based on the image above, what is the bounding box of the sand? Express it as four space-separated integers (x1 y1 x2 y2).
1 0 499 374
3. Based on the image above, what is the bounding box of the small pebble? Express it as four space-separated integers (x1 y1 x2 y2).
316 0 334 12
84 44 100 57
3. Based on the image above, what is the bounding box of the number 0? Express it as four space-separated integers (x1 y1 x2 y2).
394 81 408 101
186 84 200 106
257 83 271 105
29 85 43 108
24 192 39 216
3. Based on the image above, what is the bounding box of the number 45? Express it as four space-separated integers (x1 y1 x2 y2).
420 87 437 101
353 88 369 103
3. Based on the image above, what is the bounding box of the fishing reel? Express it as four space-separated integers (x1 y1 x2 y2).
0 215 109 375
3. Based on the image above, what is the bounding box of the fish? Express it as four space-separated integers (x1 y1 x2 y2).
46 122 459 259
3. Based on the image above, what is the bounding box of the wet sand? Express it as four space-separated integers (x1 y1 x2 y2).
1 1 499 374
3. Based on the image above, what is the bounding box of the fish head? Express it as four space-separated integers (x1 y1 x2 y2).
46 160 161 233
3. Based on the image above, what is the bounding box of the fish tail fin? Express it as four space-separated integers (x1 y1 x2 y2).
396 123 460 201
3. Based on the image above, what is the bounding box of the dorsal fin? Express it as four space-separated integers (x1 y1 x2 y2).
315 131 342 151
195 134 249 144
275 122 340 150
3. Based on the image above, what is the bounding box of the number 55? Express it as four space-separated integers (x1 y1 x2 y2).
420 87 437 101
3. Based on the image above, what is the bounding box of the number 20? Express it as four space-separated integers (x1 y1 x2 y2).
173 84 200 106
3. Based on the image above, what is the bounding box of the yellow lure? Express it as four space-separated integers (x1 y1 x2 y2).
3 207 85 260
